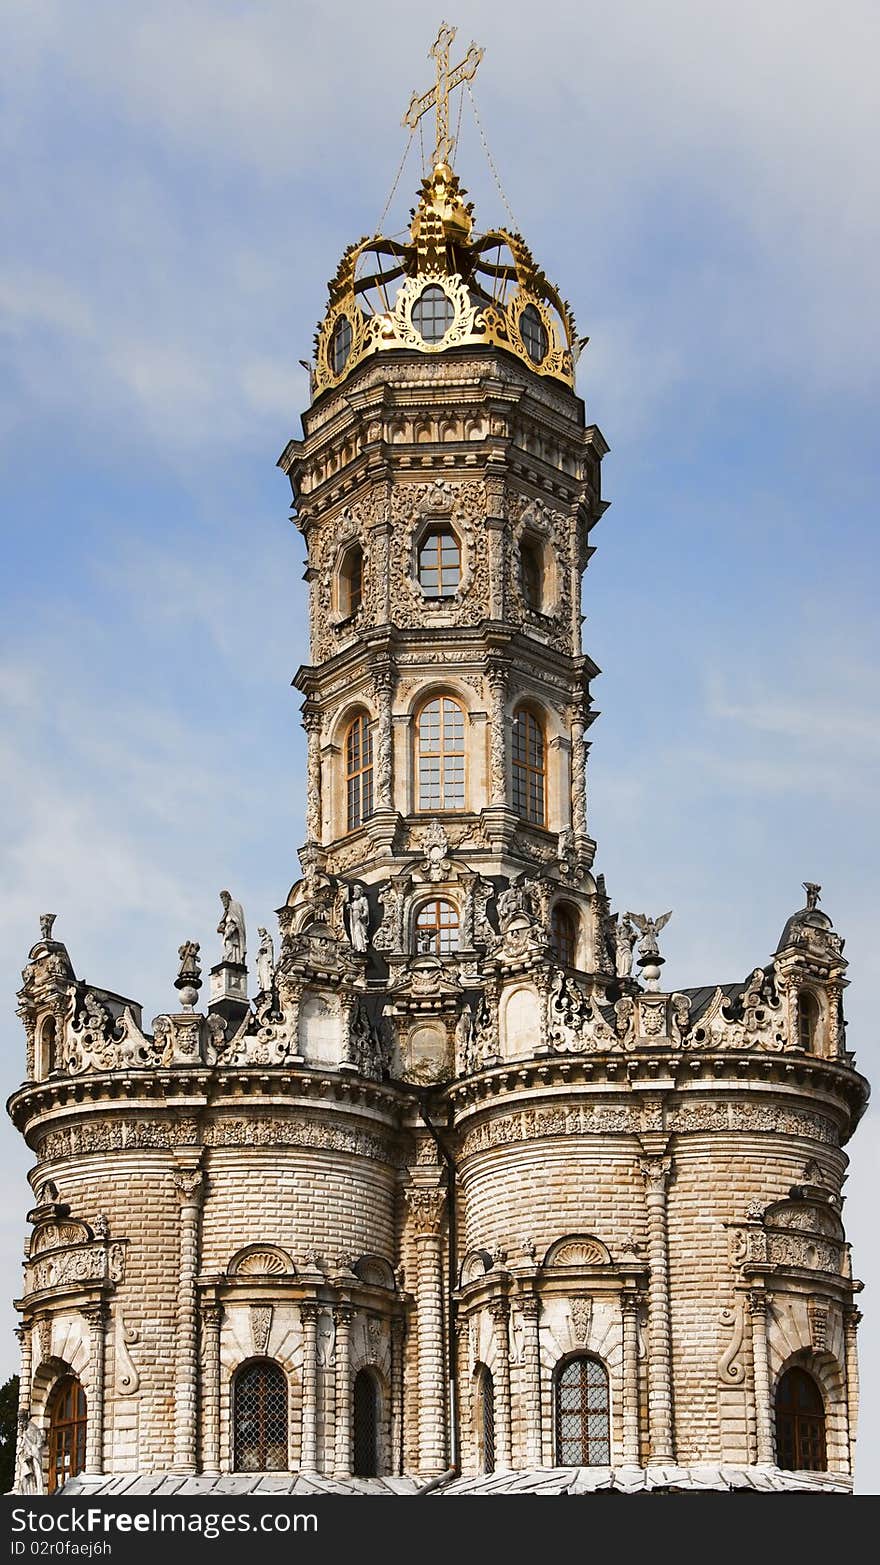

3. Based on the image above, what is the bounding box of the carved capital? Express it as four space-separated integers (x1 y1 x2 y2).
333 1304 355 1328
488 1298 510 1326
81 1303 109 1331
746 1289 771 1318
201 1304 223 1331
172 1168 205 1207
405 1185 446 1235
639 1155 672 1193
299 1300 322 1326
518 1295 540 1321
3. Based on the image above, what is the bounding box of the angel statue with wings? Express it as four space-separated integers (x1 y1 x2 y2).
626 910 673 960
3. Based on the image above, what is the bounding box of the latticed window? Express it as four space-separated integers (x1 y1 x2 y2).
412 283 454 343
551 904 578 967
233 1360 288 1472
416 898 460 955
330 313 352 375
798 991 820 1053
520 539 543 611
353 1369 379 1477
339 542 363 617
418 528 460 597
417 696 465 810
554 1356 610 1466
477 1367 495 1474
345 713 373 830
512 708 545 825
775 1367 827 1472
47 1374 87 1493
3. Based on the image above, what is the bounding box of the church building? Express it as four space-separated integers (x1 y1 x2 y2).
9 28 868 1496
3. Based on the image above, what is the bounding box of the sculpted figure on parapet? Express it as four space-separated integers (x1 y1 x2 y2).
218 890 246 965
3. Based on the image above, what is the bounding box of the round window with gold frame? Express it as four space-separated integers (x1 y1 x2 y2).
329 314 353 376
519 302 549 365
412 283 455 345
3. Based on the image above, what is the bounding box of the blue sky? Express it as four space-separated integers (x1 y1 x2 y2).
2 0 878 1489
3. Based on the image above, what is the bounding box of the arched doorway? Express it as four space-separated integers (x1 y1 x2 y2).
47 1374 87 1493
352 1368 379 1477
232 1360 288 1471
775 1366 827 1471
554 1355 610 1465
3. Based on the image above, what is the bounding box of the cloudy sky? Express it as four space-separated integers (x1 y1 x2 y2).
1 0 877 1490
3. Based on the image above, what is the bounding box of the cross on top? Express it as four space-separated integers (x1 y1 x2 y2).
403 21 484 168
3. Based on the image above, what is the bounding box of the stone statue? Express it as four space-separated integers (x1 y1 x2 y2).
16 1415 45 1494
347 884 370 953
256 927 275 993
613 914 636 979
39 913 56 942
627 911 672 960
176 940 201 983
218 890 246 965
804 882 821 910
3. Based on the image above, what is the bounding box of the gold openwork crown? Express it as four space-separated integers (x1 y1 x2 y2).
311 160 582 399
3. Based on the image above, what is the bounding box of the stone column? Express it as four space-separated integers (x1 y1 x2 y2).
747 1290 774 1464
519 1295 542 1469
373 668 394 810
172 1166 204 1473
333 1304 354 1476
570 700 588 843
300 1302 320 1472
454 1316 474 1472
16 1324 32 1421
302 708 322 845
489 1300 512 1471
200 1304 222 1476
640 1156 674 1463
390 1317 405 1476
485 513 505 619
486 661 508 806
843 1306 861 1476
82 1303 108 1475
620 1291 642 1465
406 1186 447 1474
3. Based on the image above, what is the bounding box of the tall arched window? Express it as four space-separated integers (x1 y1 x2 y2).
512 708 546 826
233 1359 288 1472
417 696 465 811
554 1356 610 1466
798 991 821 1053
477 1367 495 1474
47 1374 87 1493
551 904 578 967
520 538 543 612
338 542 363 618
39 1016 58 1077
418 528 460 597
345 713 374 831
775 1367 827 1472
352 1368 379 1477
415 899 459 955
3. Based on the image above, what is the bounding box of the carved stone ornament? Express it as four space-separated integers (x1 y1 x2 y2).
114 1312 141 1395
570 1296 592 1345
250 1304 274 1356
717 1303 746 1385
405 1185 446 1235
419 820 453 883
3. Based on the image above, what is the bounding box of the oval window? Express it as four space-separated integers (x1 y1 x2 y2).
330 315 353 375
412 284 454 344
520 303 548 365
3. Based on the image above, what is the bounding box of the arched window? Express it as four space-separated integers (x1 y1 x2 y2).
338 542 363 618
352 1368 379 1477
418 528 460 597
417 696 465 811
551 904 578 967
345 713 373 831
554 1356 610 1466
233 1359 288 1472
39 1016 58 1077
775 1367 827 1472
477 1367 495 1474
512 708 546 826
330 314 353 375
520 538 543 612
47 1374 87 1493
416 899 459 955
798 991 820 1053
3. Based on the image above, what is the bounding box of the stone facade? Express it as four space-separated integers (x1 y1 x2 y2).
8 155 868 1496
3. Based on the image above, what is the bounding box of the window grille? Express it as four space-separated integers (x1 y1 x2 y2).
353 1369 379 1477
554 1356 610 1466
479 1368 495 1473
47 1375 87 1493
233 1360 288 1472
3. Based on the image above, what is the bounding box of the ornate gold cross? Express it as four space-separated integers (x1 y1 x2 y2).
403 21 484 168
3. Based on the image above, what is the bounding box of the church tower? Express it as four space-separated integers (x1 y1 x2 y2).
9 27 869 1497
